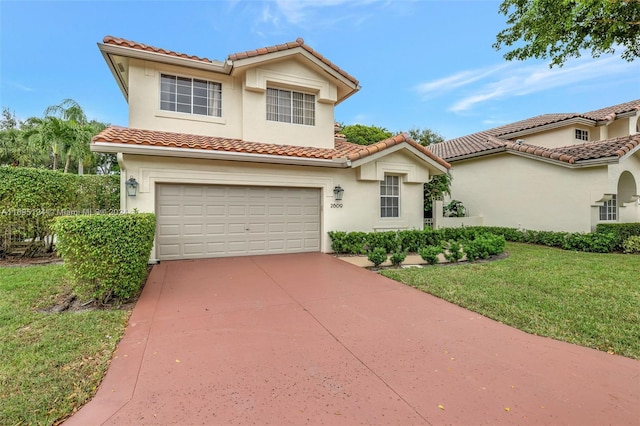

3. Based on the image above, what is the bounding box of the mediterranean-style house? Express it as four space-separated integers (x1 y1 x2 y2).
430 100 640 233
91 36 449 261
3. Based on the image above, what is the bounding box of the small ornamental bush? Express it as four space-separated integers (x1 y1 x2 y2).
622 236 640 254
419 245 442 265
367 247 387 267
443 240 464 263
465 233 507 261
53 213 155 303
389 249 408 267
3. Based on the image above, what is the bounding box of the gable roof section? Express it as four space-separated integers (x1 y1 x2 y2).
432 99 640 164
506 134 640 164
583 99 640 121
91 127 450 170
99 36 360 102
431 133 640 166
228 38 359 87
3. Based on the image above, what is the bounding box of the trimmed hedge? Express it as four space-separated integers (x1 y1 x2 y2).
329 226 620 255
53 213 155 303
596 223 640 251
0 167 120 257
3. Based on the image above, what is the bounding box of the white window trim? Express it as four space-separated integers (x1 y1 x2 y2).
599 194 617 221
266 87 316 126
575 128 589 141
159 73 223 118
380 175 400 218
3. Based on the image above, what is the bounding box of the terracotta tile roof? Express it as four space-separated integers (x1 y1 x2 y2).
92 127 449 168
432 133 639 165
491 113 582 137
228 38 359 86
102 36 359 87
103 36 215 63
346 133 451 169
505 134 640 164
583 99 640 121
434 99 640 162
430 132 506 160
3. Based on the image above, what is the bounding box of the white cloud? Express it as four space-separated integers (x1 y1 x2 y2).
8 81 33 92
414 64 509 98
418 55 640 114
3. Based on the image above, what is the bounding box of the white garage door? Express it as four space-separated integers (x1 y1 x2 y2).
156 184 321 260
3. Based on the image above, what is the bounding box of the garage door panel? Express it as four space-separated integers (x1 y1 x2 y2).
183 186 204 197
183 224 204 236
228 205 247 216
206 205 225 216
156 184 320 260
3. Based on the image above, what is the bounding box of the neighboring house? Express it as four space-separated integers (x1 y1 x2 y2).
431 100 640 233
92 36 449 261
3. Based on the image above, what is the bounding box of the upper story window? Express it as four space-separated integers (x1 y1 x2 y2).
160 74 222 117
380 175 400 218
575 129 589 141
599 194 617 221
266 88 315 126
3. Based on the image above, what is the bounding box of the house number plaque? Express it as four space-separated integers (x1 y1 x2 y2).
330 203 343 209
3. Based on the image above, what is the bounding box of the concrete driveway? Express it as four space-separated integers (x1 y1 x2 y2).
66 253 639 425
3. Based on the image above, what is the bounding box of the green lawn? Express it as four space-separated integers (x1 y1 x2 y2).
381 242 640 359
0 265 129 426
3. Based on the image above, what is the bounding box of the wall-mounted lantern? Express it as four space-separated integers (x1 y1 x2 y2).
333 185 344 201
125 176 139 197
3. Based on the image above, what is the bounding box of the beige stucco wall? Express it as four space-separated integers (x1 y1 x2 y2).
119 149 431 261
516 125 595 148
127 57 335 149
448 153 609 232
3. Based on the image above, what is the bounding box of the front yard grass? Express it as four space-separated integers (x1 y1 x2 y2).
381 242 640 359
0 265 129 425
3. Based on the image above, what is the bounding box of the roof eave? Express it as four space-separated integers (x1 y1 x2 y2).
98 42 231 74
349 144 449 175
442 147 507 163
99 47 129 101
90 142 351 168
499 117 596 139
595 110 639 125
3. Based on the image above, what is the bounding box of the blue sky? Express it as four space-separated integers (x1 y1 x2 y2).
1 0 639 139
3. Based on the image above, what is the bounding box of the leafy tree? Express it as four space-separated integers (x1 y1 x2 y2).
407 127 445 146
0 100 110 173
494 0 640 66
341 123 392 146
404 127 451 217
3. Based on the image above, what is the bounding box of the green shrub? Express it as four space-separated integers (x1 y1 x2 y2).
561 232 617 253
443 240 464 263
328 226 623 256
418 245 442 265
596 223 640 251
367 247 387 267
622 236 640 254
0 167 120 257
464 234 506 261
53 213 155 303
328 231 348 254
389 249 408 267
365 231 398 253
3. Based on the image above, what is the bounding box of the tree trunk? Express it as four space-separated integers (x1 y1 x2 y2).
64 154 71 173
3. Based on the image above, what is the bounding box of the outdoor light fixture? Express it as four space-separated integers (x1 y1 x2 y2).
125 176 139 197
333 185 344 201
